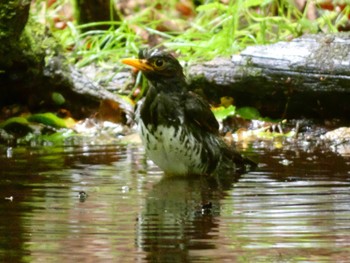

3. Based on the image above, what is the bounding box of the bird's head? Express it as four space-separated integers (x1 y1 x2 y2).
121 49 185 83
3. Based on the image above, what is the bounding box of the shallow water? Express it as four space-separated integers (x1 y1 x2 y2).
0 140 350 262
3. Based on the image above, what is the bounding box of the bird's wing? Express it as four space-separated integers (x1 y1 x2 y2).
184 91 219 135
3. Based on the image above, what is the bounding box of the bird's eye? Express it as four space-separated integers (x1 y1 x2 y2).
154 59 164 68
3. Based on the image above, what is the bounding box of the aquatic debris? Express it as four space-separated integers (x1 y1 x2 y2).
78 191 88 202
279 159 293 166
121 186 131 193
4 196 13 202
6 147 12 158
201 202 213 214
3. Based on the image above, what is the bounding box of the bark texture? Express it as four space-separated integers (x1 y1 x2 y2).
188 33 350 119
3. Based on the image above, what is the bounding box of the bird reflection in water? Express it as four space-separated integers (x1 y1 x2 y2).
135 173 239 262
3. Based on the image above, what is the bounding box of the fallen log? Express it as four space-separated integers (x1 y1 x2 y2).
188 33 350 120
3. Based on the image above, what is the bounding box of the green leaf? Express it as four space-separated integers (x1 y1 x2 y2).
236 107 261 120
243 0 266 8
212 105 236 121
28 113 67 128
40 130 75 144
196 2 228 12
0 117 32 135
51 92 66 105
17 130 77 146
0 117 29 128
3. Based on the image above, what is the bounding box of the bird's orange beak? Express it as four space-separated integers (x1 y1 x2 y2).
121 58 154 71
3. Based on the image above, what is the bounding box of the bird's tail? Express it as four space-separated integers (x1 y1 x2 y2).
221 144 257 174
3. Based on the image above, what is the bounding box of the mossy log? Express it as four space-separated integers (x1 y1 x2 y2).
0 1 132 122
188 33 350 120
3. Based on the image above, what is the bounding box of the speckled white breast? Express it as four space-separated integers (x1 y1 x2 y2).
138 119 207 176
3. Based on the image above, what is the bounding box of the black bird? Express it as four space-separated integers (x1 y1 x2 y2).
122 49 255 176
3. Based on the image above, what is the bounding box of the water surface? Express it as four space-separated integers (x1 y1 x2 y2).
0 140 349 262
